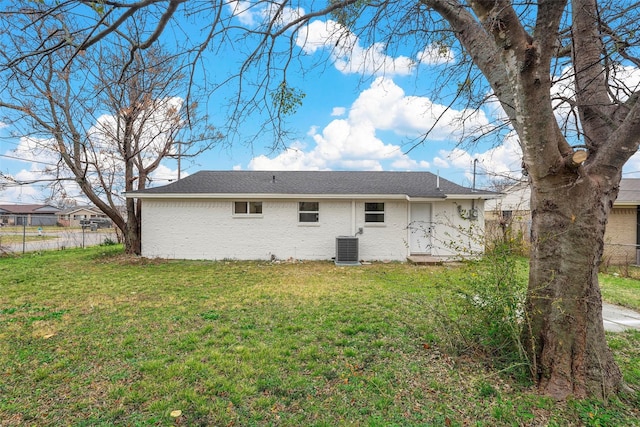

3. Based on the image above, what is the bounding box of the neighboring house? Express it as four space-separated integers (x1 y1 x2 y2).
126 170 499 262
58 206 111 227
0 204 60 226
484 181 531 244
485 179 640 264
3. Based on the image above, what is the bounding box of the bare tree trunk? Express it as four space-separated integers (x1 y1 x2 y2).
124 197 141 255
525 174 623 399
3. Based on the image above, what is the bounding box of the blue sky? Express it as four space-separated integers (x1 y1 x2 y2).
2 1 640 204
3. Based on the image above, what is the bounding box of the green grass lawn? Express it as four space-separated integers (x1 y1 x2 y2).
600 268 640 311
0 247 638 426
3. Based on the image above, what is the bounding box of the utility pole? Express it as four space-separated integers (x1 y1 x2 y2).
176 140 182 181
472 159 478 192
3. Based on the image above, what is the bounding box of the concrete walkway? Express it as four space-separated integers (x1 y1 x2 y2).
603 302 640 332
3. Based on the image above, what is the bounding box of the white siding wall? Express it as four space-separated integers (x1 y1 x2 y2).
140 198 484 261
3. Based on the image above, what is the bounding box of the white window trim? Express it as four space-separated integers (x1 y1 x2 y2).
364 202 385 224
298 201 320 223
233 201 263 217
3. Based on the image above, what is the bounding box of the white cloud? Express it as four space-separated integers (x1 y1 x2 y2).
249 147 327 170
227 1 257 26
391 158 431 170
249 77 490 172
88 97 184 171
0 157 83 204
623 151 640 177
478 134 523 178
296 20 411 76
296 19 454 77
3 97 187 202
1 170 43 203
417 44 456 65
226 1 304 31
262 4 304 29
331 107 346 116
150 164 182 184
11 136 57 165
349 77 489 139
551 64 640 138
444 147 475 171
433 157 449 168
434 133 523 184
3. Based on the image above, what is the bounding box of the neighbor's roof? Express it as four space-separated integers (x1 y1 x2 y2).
0 204 60 214
126 171 498 199
57 205 103 215
616 179 640 205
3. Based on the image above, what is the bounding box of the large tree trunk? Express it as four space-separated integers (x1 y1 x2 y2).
421 0 638 399
124 192 142 255
524 173 623 399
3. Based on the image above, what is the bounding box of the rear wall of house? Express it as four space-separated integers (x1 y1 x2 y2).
140 198 485 261
140 199 410 261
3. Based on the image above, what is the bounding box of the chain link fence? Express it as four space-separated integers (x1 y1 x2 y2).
486 218 640 267
602 243 640 269
0 214 119 255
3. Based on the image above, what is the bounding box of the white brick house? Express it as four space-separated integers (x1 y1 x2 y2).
126 171 498 262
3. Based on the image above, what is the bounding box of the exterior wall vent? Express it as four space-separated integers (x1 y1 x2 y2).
335 236 360 265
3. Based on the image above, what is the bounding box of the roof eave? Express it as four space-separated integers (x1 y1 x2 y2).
614 201 640 206
125 192 449 200
445 193 502 200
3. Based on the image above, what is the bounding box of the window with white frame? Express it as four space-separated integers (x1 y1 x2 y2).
298 202 319 223
234 201 263 215
365 202 385 223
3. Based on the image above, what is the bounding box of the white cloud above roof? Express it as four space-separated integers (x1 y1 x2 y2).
249 76 492 172
245 57 639 186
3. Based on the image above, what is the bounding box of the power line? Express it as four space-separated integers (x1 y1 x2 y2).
0 153 61 167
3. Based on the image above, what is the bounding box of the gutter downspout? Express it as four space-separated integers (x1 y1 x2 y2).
351 200 356 236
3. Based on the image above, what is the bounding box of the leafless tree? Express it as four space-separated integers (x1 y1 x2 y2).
0 15 222 254
2 0 640 399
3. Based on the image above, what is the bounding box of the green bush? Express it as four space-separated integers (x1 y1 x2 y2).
100 237 118 246
435 243 530 380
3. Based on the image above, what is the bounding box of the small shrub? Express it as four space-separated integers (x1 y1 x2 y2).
599 253 612 274
101 237 118 246
434 243 530 380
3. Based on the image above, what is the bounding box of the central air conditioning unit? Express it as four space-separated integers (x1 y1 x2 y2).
335 236 360 265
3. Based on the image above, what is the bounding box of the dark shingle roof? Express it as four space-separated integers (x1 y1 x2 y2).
129 171 496 198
